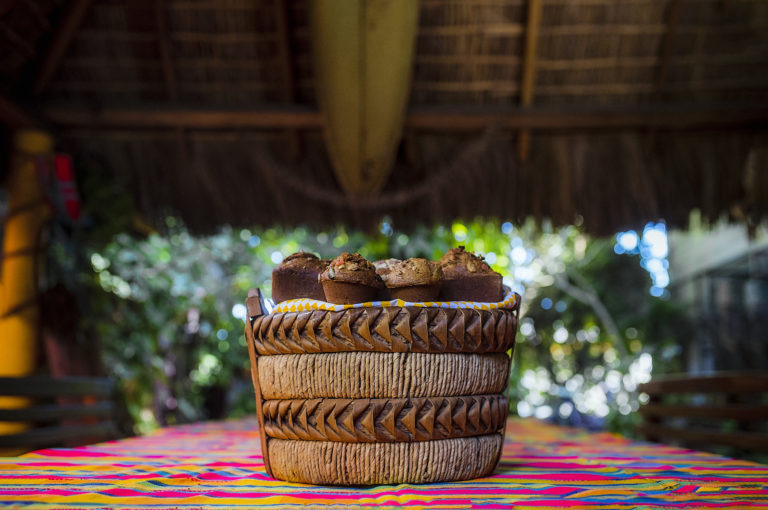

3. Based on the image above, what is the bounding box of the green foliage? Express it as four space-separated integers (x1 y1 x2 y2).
56 209 687 437
514 236 687 434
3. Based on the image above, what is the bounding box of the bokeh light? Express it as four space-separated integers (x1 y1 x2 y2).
615 222 669 297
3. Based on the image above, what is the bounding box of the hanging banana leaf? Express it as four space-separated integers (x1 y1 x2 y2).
310 0 419 196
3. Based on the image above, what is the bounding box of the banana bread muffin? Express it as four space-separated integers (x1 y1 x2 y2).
373 258 401 279
438 246 503 302
381 258 444 301
319 252 385 304
271 252 328 303
373 258 401 300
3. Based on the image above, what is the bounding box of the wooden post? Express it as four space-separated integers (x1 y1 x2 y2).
0 130 53 445
518 0 543 162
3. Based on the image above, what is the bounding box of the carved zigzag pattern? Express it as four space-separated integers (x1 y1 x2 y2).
252 307 517 355
262 395 508 443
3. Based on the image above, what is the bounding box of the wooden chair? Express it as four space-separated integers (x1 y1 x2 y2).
0 376 120 450
637 371 768 454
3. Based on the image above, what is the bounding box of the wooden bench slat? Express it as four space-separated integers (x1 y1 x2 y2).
637 424 768 451
0 377 114 398
638 403 768 421
638 372 768 395
0 423 117 449
0 402 114 422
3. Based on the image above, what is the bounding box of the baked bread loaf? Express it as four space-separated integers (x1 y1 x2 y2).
271 252 328 303
319 252 385 304
380 258 444 301
439 246 503 302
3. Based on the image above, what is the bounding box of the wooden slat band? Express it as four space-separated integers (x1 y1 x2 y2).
638 424 768 451
638 404 768 421
269 434 503 485
0 377 114 398
638 372 768 395
0 423 117 448
0 402 114 422
262 395 508 443
257 352 511 400
252 307 518 355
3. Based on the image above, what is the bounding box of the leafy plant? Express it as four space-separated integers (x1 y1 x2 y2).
49 188 687 436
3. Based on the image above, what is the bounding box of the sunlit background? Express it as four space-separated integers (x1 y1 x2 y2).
62 210 712 440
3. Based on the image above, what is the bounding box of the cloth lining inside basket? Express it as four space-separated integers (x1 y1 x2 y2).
271 289 520 313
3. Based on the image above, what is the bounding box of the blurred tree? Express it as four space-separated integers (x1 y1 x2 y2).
46 171 689 435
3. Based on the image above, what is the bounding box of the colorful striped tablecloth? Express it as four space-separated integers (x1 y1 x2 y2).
1 417 766 508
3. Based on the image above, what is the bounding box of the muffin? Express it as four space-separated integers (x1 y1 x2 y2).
319 252 384 304
438 246 503 302
380 258 444 302
373 258 401 280
373 258 401 300
271 252 328 303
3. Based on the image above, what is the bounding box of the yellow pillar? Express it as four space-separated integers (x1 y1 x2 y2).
0 130 53 440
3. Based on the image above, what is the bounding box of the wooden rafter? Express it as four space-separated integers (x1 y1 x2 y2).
41 104 768 131
275 0 295 103
405 104 768 131
43 106 323 129
518 0 543 162
26 1 51 30
152 0 189 204
0 0 18 18
0 93 37 127
655 0 684 97
274 0 300 159
154 0 177 102
33 0 93 95
0 19 34 56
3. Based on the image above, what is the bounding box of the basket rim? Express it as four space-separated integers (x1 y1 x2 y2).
251 305 519 355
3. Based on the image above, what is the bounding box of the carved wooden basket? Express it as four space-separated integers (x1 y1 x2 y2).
244 290 520 485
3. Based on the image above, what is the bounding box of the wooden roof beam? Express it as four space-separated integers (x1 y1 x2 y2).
41 104 768 131
406 105 768 131
43 106 324 129
0 94 38 127
34 0 93 96
518 0 543 162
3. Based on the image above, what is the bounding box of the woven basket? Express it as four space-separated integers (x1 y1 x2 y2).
244 290 519 485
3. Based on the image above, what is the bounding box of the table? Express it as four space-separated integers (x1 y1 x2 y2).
1 417 766 508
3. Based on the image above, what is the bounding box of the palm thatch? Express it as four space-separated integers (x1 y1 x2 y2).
1 0 767 234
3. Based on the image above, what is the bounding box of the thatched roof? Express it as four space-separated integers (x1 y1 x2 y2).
1 0 767 235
